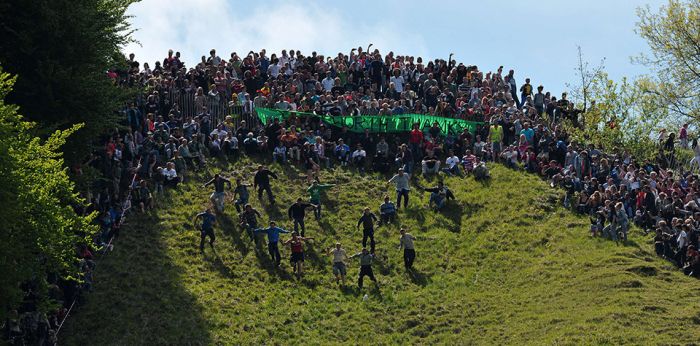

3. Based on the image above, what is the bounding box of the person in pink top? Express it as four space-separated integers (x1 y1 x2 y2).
679 123 689 149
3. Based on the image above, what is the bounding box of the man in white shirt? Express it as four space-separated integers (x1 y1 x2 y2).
442 149 461 176
398 228 416 270
389 69 404 93
162 162 179 187
210 124 227 140
352 144 367 173
328 242 348 285
322 75 334 92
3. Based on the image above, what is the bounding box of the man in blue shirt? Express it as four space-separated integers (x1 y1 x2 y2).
254 221 291 267
194 208 217 253
520 122 535 145
379 196 397 225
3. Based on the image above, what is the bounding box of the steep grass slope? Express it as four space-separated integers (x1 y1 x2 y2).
61 160 700 345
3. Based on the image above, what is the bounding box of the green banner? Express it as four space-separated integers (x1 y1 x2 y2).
256 108 482 135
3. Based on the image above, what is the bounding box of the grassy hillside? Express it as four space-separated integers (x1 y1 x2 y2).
60 159 700 345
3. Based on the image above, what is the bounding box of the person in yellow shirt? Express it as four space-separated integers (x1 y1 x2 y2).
489 120 503 161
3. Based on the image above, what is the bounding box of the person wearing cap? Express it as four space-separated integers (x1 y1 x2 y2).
253 221 291 267
388 168 411 209
328 242 348 286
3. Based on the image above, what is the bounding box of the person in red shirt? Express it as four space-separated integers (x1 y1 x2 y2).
408 123 424 161
284 232 314 279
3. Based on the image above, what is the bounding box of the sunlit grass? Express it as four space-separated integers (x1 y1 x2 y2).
61 158 700 345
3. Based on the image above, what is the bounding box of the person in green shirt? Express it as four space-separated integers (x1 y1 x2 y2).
489 121 503 161
307 180 336 220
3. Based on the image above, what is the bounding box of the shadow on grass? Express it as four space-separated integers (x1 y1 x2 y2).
59 212 213 345
407 268 432 287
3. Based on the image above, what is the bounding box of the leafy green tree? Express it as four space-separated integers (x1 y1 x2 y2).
0 67 97 320
567 71 666 160
0 0 137 163
635 0 700 121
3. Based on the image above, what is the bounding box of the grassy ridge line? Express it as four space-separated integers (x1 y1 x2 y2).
61 160 700 345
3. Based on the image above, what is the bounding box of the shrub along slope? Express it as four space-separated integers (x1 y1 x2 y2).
61 160 700 344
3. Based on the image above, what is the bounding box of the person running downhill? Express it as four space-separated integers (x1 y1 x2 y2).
253 221 291 267
388 168 411 209
232 178 250 213
398 228 417 270
254 165 278 205
288 198 317 237
349 248 378 289
357 207 378 253
328 242 348 286
239 204 263 240
204 173 232 213
193 208 216 253
307 180 335 220
284 232 314 279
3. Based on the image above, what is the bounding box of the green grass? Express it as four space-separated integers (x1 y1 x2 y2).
61 158 700 345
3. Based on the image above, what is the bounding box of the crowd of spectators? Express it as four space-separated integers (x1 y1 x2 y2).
112 45 699 276
5 45 696 345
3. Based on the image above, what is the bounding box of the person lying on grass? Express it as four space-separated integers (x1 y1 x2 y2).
418 181 455 211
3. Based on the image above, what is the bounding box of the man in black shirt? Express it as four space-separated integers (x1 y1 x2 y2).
356 207 378 253
203 173 232 213
288 198 317 237
253 165 278 205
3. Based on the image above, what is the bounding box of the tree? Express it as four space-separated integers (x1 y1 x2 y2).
635 0 700 121
0 0 137 163
0 67 97 321
567 46 606 118
567 71 667 160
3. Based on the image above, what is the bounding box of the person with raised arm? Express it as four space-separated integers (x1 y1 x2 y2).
284 232 314 279
253 221 291 267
